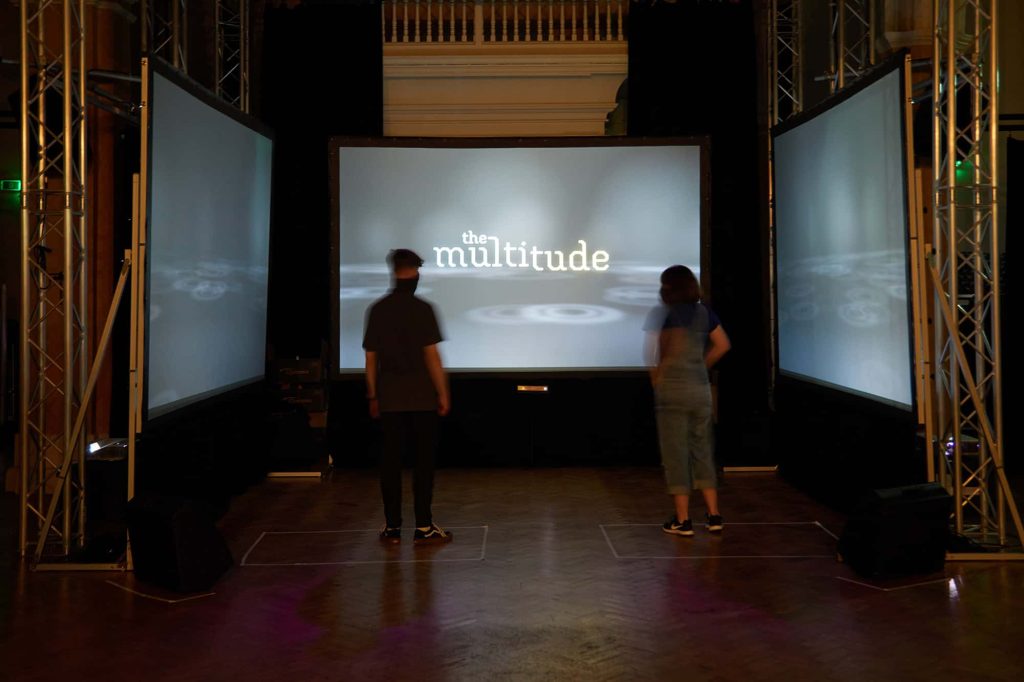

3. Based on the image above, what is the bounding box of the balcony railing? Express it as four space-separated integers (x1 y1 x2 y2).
382 0 628 45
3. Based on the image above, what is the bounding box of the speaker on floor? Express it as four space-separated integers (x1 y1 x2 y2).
837 482 952 579
127 493 234 592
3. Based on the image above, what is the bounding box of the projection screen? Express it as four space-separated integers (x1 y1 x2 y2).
145 65 273 419
773 60 914 408
331 140 706 373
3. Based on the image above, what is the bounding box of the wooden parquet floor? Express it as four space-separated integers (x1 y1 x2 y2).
3 468 1024 682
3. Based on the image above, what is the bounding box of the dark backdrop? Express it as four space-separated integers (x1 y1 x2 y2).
629 0 771 464
261 0 383 358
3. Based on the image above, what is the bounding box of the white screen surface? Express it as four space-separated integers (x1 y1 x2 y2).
336 144 702 371
774 68 912 407
147 71 272 418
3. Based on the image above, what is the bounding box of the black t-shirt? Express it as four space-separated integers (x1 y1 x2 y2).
363 284 443 413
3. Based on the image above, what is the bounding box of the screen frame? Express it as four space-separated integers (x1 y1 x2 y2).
140 56 276 425
770 51 917 412
327 135 712 381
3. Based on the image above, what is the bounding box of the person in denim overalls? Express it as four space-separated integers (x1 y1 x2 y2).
644 265 731 536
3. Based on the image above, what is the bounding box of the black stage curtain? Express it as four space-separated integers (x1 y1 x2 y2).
260 1 383 358
628 0 770 464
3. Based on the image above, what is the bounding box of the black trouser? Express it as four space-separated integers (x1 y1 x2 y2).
380 411 438 528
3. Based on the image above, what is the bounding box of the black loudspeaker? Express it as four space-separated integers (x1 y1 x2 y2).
837 483 952 579
127 493 234 592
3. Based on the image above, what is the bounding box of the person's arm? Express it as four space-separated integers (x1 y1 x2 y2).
704 326 731 368
365 350 379 418
423 344 450 416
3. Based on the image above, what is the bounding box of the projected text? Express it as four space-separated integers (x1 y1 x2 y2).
434 231 610 272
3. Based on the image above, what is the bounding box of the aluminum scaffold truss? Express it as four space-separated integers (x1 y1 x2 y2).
216 0 250 113
928 0 1022 555
19 0 89 562
143 0 188 73
828 0 876 92
770 0 802 125
766 0 802 402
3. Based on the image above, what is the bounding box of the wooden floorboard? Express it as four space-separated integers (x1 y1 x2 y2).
2 468 1023 681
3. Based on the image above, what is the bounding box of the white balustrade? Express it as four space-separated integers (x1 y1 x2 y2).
382 1 626 45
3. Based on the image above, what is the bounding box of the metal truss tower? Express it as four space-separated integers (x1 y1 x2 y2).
19 0 89 560
766 0 802 401
216 0 250 113
770 0 802 125
929 0 1022 553
828 0 875 92
143 0 188 72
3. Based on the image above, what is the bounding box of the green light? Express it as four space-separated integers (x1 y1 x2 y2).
0 179 22 192
954 160 973 185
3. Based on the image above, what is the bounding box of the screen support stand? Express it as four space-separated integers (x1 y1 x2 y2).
33 253 133 570
925 258 1024 559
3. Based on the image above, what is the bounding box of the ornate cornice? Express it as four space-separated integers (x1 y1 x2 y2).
385 50 628 80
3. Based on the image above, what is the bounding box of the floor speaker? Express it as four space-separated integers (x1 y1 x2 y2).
127 493 234 592
837 482 952 579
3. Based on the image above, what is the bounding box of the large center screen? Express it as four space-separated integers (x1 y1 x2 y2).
334 142 704 372
773 64 913 408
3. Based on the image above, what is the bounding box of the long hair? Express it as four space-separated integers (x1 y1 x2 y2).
659 265 701 305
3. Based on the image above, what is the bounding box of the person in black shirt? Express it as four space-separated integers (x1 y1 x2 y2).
363 249 452 543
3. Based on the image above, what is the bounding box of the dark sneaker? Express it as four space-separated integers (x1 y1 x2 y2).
414 523 453 544
379 526 401 543
706 514 724 533
662 517 694 536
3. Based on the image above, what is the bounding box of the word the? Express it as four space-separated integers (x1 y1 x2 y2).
434 231 610 272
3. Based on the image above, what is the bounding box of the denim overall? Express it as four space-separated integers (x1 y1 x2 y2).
654 303 716 495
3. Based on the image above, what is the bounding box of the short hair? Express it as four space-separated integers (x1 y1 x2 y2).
387 248 424 271
660 265 701 305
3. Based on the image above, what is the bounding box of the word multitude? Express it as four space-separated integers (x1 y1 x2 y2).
434 231 611 272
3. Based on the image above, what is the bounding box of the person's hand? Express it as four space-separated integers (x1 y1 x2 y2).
368 397 380 419
437 393 450 417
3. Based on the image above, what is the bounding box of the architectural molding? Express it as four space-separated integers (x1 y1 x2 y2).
384 44 627 137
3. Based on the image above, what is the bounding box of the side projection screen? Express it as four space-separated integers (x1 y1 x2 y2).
146 68 273 419
773 63 913 408
333 142 705 372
